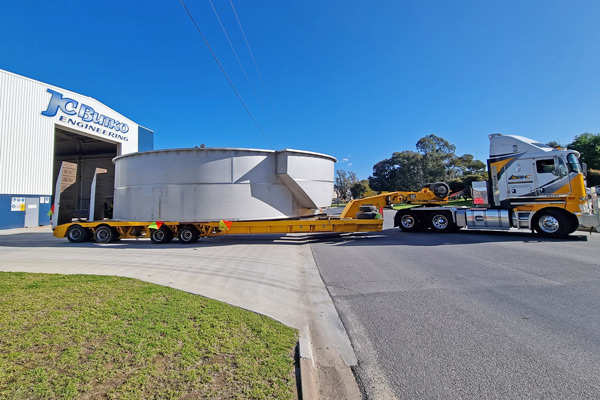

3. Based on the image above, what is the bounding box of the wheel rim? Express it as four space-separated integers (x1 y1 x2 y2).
96 228 109 242
153 230 165 241
401 215 415 228
539 215 559 233
69 228 82 240
181 229 193 241
432 214 449 230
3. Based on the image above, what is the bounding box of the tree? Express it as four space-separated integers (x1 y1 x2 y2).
546 141 563 149
568 132 600 170
334 170 358 201
350 180 371 199
369 151 424 191
449 154 486 178
416 135 456 183
369 134 486 192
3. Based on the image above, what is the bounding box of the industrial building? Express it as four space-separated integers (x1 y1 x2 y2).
0 69 153 229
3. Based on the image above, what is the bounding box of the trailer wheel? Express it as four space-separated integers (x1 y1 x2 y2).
150 226 174 244
178 226 199 244
533 210 570 238
66 224 90 243
428 211 455 233
356 211 378 219
396 210 422 232
94 226 117 244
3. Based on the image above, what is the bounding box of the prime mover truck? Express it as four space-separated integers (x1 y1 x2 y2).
53 134 600 243
342 134 600 238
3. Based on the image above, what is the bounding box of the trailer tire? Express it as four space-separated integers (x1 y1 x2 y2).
359 205 377 212
532 209 570 238
94 225 117 243
428 211 455 233
356 211 378 219
396 210 422 232
430 182 450 199
66 224 90 243
178 226 199 244
150 226 174 244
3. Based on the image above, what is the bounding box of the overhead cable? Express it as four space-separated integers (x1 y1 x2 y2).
207 0 265 112
178 0 273 149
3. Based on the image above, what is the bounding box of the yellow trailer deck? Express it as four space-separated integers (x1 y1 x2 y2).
53 216 384 244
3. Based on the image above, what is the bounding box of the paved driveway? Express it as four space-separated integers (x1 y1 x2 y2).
311 210 600 399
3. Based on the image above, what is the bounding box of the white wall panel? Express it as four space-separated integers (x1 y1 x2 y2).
0 69 143 195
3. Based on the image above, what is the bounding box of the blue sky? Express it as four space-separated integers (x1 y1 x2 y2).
2 1 599 179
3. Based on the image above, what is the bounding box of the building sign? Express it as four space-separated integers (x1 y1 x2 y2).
41 88 129 142
11 197 25 212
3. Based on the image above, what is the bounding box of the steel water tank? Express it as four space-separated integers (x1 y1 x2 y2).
112 147 336 222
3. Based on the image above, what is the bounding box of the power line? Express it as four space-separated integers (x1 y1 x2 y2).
229 0 289 144
178 0 273 149
207 0 266 113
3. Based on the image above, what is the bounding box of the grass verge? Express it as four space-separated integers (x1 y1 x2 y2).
0 272 298 399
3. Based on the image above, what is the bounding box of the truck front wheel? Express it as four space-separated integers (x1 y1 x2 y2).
533 210 570 238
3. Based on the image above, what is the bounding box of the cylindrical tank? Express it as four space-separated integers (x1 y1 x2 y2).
112 147 336 222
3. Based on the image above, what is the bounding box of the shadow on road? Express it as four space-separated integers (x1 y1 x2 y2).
0 227 590 249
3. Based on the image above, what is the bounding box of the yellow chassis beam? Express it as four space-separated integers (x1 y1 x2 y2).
53 218 383 240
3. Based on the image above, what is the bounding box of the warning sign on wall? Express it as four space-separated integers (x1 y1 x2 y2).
11 197 26 212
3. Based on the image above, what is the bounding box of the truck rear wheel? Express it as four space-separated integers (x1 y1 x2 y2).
533 210 570 238
396 210 422 232
66 224 90 243
150 226 174 244
94 226 118 243
428 211 455 233
178 226 199 244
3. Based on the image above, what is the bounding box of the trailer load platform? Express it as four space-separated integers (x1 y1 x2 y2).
53 216 384 244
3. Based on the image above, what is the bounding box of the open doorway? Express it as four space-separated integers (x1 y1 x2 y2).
53 128 118 223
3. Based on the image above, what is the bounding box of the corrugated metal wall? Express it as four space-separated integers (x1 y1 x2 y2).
0 69 150 195
0 71 54 194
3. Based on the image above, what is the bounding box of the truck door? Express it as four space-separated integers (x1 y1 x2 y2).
506 160 536 198
534 157 570 196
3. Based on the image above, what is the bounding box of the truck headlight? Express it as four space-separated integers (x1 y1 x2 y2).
580 203 590 213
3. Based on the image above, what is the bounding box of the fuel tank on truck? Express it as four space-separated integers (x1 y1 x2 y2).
112 147 336 222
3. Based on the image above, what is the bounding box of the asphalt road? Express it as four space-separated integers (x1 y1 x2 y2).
310 209 600 399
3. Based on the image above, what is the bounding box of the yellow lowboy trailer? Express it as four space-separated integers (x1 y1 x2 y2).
53 215 384 244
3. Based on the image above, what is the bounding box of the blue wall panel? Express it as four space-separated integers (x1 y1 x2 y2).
138 126 154 152
0 194 52 230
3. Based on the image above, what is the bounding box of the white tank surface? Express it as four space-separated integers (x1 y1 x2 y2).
112 147 336 222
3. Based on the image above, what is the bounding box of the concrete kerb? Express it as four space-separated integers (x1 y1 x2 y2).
0 227 361 399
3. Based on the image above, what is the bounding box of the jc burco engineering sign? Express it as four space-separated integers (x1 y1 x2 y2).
41 89 129 141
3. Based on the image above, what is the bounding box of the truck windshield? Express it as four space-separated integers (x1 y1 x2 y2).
567 153 582 173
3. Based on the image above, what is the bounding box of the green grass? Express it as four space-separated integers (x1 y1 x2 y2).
0 272 298 400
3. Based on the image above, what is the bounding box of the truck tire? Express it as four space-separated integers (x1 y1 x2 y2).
359 205 377 212
356 211 378 219
428 211 455 233
430 182 450 199
150 226 174 244
533 209 570 238
396 210 422 232
66 224 90 243
178 226 199 244
94 225 118 243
